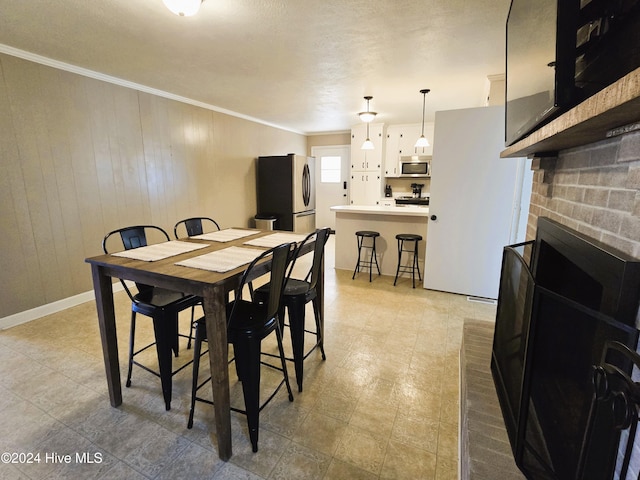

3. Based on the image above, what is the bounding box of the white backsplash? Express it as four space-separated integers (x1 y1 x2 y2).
385 177 431 197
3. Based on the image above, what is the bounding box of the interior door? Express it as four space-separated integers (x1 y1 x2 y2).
312 145 350 231
424 106 528 299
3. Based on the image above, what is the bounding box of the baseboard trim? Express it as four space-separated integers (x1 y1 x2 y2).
0 282 127 330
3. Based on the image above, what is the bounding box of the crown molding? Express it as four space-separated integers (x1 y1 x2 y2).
0 43 304 135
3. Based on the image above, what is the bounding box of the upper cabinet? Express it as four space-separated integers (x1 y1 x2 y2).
412 122 435 157
384 123 434 177
350 123 385 205
384 125 401 177
351 123 385 171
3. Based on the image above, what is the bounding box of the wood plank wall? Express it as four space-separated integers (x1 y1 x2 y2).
0 53 306 318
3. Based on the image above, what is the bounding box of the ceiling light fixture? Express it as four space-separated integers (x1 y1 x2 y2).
360 96 376 150
358 96 377 123
362 124 375 150
415 88 431 149
163 0 203 16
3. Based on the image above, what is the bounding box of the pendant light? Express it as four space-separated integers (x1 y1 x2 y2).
163 0 203 16
359 96 376 150
415 89 431 149
358 96 377 123
362 123 375 150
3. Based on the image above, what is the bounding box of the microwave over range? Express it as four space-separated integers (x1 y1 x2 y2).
399 156 430 177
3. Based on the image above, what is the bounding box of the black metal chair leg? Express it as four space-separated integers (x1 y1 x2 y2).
312 297 326 360
394 239 403 286
415 242 422 281
413 241 421 287
187 322 205 429
372 239 380 279
275 322 294 403
152 316 175 411
187 305 196 350
352 236 363 279
369 240 373 282
288 299 306 392
235 337 262 452
126 311 137 388
170 314 180 358
411 241 416 288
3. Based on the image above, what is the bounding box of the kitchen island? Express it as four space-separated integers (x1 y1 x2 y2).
330 205 429 278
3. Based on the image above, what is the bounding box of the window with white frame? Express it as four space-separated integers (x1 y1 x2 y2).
320 156 341 183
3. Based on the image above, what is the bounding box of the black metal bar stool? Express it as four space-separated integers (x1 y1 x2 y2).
352 231 381 282
393 233 422 288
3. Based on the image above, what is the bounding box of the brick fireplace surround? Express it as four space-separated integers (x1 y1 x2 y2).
527 130 640 256
460 103 640 478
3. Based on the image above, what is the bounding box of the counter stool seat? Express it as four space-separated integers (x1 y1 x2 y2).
352 231 381 282
394 233 423 288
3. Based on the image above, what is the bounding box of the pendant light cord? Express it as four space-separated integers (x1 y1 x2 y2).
420 89 430 136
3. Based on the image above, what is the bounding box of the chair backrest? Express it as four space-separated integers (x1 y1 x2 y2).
174 217 220 239
288 227 330 290
102 225 170 300
229 242 294 327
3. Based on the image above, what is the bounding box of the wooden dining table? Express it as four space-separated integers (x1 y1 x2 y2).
85 228 322 461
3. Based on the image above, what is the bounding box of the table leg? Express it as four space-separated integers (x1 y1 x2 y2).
91 264 122 407
203 283 232 461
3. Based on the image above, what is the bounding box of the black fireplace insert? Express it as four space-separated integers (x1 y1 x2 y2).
491 217 640 479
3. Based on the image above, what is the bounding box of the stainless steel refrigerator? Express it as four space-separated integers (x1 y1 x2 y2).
256 154 315 233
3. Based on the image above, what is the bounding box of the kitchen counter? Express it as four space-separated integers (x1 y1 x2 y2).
330 205 429 216
331 204 429 280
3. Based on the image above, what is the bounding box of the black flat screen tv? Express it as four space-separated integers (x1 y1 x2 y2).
505 0 640 147
505 0 579 146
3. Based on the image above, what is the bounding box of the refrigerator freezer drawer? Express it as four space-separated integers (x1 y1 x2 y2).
293 211 316 234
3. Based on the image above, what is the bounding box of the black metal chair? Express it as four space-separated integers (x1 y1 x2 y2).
393 233 423 288
352 230 381 282
187 242 295 453
102 225 201 411
173 216 221 347
173 216 220 239
253 228 330 392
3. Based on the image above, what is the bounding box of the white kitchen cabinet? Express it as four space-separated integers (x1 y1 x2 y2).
401 122 434 157
384 123 435 177
383 125 401 177
397 124 423 157
351 123 384 171
350 123 384 205
350 172 382 205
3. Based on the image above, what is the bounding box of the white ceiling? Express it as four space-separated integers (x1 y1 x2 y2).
0 0 511 134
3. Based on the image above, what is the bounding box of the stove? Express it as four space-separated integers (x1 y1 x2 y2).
395 196 429 206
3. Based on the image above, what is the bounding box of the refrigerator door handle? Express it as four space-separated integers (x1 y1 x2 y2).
296 209 315 217
302 163 311 207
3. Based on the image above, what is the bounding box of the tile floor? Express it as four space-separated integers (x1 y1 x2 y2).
0 237 497 479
